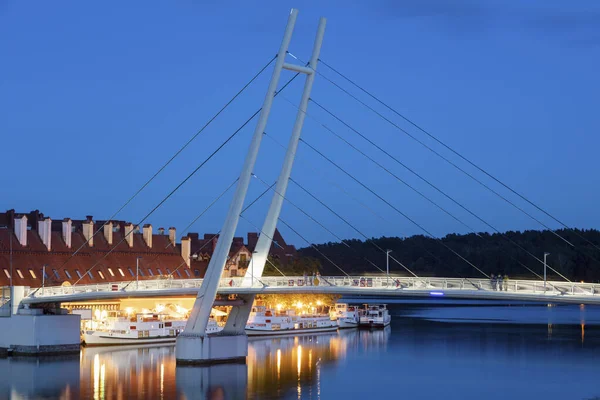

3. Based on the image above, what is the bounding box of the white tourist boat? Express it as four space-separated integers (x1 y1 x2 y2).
330 303 360 329
359 304 391 329
83 312 221 346
246 306 338 336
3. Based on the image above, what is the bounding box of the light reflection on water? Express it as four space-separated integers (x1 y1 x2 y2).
1 305 600 399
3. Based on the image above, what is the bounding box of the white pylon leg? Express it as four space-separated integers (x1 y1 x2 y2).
176 9 299 364
244 17 326 284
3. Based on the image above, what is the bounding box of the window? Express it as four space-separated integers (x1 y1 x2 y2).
175 269 182 278
42 269 48 279
156 268 163 275
16 269 24 279
166 268 171 275
75 270 83 279
127 267 134 277
53 269 60 279
29 269 37 279
147 269 154 276
138 269 145 277
184 269 191 278
98 271 105 280
64 270 72 279
107 268 115 277
88 271 94 279
3 269 10 279
118 268 125 277
194 269 200 277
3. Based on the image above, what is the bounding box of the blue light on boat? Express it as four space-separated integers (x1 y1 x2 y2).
430 291 444 296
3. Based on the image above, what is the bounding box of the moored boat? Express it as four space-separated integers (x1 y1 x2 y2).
359 304 391 329
246 306 337 336
83 312 221 346
330 303 360 329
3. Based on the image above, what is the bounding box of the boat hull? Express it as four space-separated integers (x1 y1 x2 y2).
358 320 391 329
337 319 359 329
83 334 177 346
245 325 338 336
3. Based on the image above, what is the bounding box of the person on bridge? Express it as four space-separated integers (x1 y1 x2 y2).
490 274 496 290
497 274 503 291
503 274 509 291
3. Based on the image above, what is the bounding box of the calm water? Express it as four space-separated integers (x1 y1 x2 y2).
2 304 600 400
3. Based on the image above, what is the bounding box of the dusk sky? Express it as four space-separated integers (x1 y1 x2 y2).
2 1 599 247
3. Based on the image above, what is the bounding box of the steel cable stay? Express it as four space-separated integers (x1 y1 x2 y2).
62 70 302 286
297 137 489 279
261 131 457 279
250 172 403 279
58 55 278 270
287 52 580 252
317 58 600 255
284 95 572 282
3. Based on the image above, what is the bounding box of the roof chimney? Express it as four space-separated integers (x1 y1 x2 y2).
38 217 52 251
62 218 72 248
14 215 27 246
158 227 165 235
125 223 134 248
181 236 191 267
143 224 152 248
82 216 94 247
104 221 113 245
169 227 176 245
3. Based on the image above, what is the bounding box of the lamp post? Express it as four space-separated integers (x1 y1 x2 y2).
136 257 142 290
544 252 550 291
42 264 47 295
386 250 392 287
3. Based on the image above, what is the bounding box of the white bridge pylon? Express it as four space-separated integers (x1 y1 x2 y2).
175 9 326 365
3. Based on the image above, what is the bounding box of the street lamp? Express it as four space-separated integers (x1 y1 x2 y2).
386 250 392 286
544 252 550 291
136 257 142 290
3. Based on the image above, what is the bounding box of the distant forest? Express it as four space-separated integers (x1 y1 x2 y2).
285 229 600 282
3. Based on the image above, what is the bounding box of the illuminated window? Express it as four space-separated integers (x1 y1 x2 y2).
107 268 115 277
64 270 72 279
16 269 24 279
184 269 191 278
98 271 105 279
75 270 83 279
127 267 134 276
147 269 154 276
156 268 163 275
29 269 37 279
3 269 10 279
52 269 60 279
118 268 125 277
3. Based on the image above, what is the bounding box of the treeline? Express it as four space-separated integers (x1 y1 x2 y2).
292 229 600 282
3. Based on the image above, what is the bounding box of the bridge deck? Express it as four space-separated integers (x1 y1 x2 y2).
18 276 600 306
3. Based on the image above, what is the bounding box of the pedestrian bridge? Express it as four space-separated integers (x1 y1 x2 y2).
20 276 600 306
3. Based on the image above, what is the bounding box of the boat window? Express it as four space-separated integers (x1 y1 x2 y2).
75 270 83 279
118 268 125 277
147 269 154 276
53 269 60 279
184 269 191 277
156 268 163 275
16 269 24 279
64 270 72 279
175 269 182 278
194 269 200 277
29 269 37 279
107 268 115 277
127 267 134 276
3 269 10 278
98 271 105 279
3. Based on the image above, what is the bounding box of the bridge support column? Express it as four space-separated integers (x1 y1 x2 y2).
176 9 300 365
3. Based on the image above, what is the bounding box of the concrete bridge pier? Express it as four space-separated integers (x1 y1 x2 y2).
0 286 80 356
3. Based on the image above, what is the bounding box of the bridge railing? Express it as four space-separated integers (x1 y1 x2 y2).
24 275 600 299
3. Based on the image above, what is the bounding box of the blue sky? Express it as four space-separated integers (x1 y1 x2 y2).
1 1 599 247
